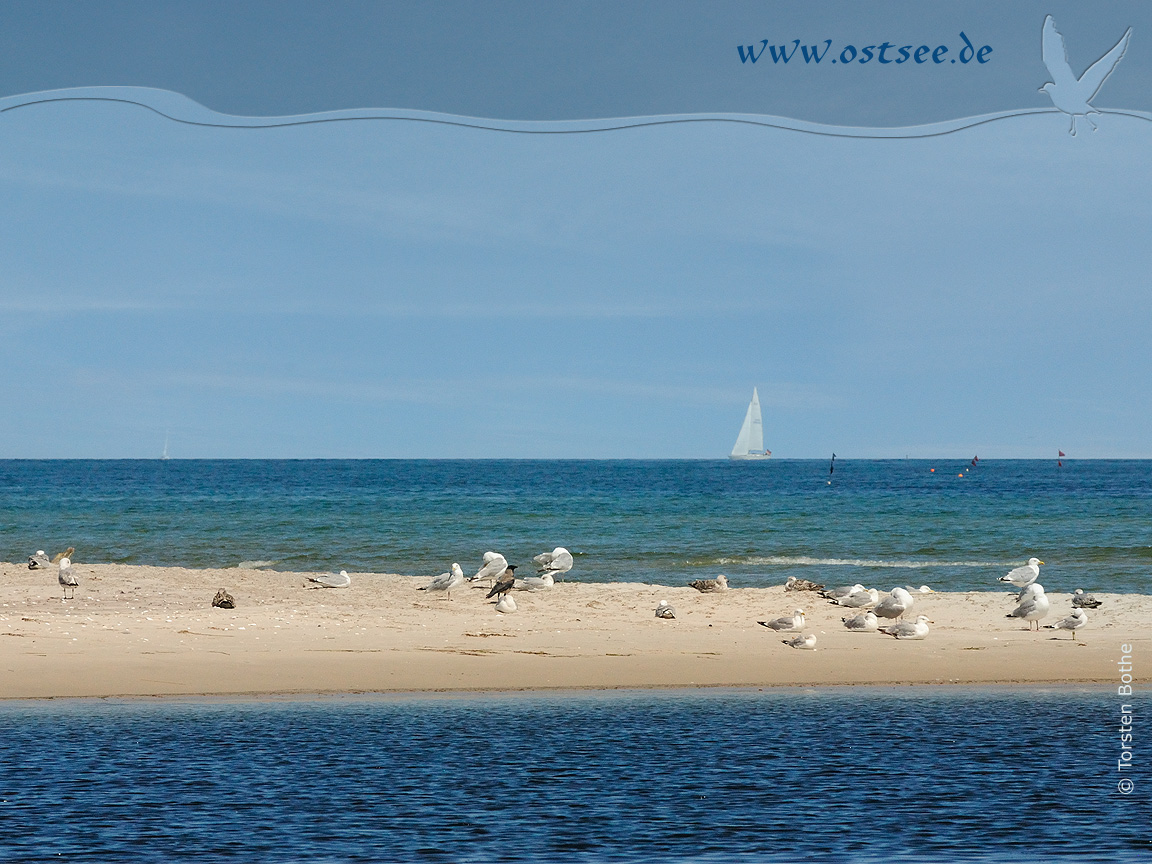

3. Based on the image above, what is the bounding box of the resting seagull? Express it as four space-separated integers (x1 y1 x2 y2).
785 576 824 592
832 588 879 609
881 615 931 640
495 594 517 614
654 600 676 619
819 583 865 600
534 547 574 580
471 552 509 584
1007 583 1050 631
307 570 351 588
842 611 879 632
782 633 817 650
514 572 554 592
58 556 79 600
689 574 728 592
28 550 50 570
1072 589 1102 609
419 563 465 600
1040 15 1132 136
998 558 1043 589
758 609 805 632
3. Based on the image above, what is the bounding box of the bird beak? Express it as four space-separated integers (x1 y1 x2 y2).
1039 561 1045 565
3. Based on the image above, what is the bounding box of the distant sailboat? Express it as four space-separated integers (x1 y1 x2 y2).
161 432 170 461
729 388 771 461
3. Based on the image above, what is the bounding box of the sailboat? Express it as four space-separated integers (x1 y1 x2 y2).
729 388 771 460
161 432 170 461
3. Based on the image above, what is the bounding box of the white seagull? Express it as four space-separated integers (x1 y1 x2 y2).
654 600 676 619
819 583 865 600
58 556 79 600
495 594 517 614
1040 15 1132 136
1007 583 1050 631
758 609 805 632
471 552 509 584
534 547 574 580
514 572 555 592
1046 607 1089 641
419 563 465 599
873 587 915 621
782 633 817 650
842 611 879 632
881 615 931 640
832 588 880 608
998 558 1044 588
28 550 50 570
307 570 351 588
1072 589 1102 609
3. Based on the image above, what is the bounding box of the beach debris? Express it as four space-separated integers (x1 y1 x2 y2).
758 609 805 632
1006 584 1050 631
782 633 817 650
831 588 879 608
842 611 879 632
998 558 1043 588
495 594 517 614
306 570 351 589
873 587 915 621
1046 608 1088 640
28 550 50 570
785 576 824 592
654 600 676 619
471 552 509 584
57 557 79 600
1072 589 1102 609
212 588 236 609
689 574 728 592
419 563 465 600
486 565 518 600
514 572 554 592
881 615 931 640
534 547 574 580
51 547 75 565
819 583 865 600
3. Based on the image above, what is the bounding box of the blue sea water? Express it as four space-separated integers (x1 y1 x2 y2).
0 688 1146 863
1 459 1150 592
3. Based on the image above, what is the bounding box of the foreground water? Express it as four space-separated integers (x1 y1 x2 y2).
1 459 1149 591
0 688 1145 862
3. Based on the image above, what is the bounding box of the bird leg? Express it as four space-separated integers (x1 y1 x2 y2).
1087 111 1099 132
1069 114 1077 136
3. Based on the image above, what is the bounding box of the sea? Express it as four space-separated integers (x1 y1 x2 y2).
1 459 1149 592
1 460 1149 861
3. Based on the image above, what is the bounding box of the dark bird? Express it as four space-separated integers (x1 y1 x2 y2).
486 565 518 599
689 574 728 592
1040 15 1132 135
785 576 824 592
1071 589 1102 609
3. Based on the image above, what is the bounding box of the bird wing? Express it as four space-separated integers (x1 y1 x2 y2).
1078 27 1132 100
533 551 554 567
1041 16 1077 89
473 554 508 581
546 549 573 573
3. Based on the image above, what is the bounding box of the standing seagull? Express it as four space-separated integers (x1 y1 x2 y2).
534 547 574 580
471 552 509 584
419 563 465 600
486 565 518 600
1040 15 1132 135
1007 584 1050 631
998 558 1044 589
58 557 79 600
1046 608 1089 641
873 587 915 622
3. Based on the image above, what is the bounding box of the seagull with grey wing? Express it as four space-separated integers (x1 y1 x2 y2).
1040 15 1132 136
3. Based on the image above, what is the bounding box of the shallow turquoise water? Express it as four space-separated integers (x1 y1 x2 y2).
1 459 1149 591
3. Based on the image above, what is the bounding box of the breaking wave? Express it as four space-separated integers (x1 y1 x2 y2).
713 556 1006 569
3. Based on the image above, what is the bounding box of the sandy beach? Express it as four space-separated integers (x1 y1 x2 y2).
1 562 1146 699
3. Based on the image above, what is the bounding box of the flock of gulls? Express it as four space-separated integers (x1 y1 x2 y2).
26 545 1101 649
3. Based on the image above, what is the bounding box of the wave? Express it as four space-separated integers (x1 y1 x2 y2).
4 86 1150 140
713 556 1006 569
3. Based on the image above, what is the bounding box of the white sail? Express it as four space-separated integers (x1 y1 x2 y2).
730 388 770 459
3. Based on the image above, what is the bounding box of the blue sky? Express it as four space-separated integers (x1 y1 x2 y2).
1 4 1149 457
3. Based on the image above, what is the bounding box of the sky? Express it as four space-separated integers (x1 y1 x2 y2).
1 3 1149 458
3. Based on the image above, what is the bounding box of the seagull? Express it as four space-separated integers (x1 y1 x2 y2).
419 563 465 600
58 556 79 600
1046 607 1088 641
842 611 879 632
1007 583 1050 631
1040 15 1132 136
758 609 805 631
307 570 351 588
782 633 817 650
689 574 728 592
654 600 676 619
881 615 931 640
51 547 75 565
1072 589 1102 609
785 576 824 592
471 552 509 584
28 550 50 570
514 572 555 592
534 547 574 580
832 588 879 609
903 585 934 594
998 558 1044 588
486 565 518 600
819 583 865 600
495 594 517 614
873 587 915 621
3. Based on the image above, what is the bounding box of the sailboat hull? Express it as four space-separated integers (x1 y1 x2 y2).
728 453 771 461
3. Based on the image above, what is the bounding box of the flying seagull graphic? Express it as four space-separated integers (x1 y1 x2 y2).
1040 15 1132 135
